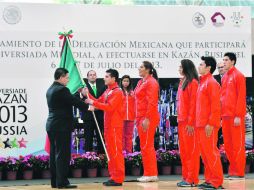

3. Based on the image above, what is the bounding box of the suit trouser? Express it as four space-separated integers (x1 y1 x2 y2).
136 117 158 176
105 126 125 183
178 121 200 184
222 116 246 176
84 118 104 153
47 131 71 187
196 127 223 188
122 120 134 153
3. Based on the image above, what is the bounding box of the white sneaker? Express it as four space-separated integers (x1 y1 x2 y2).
137 176 159 182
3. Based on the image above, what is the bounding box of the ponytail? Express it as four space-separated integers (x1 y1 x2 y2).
143 61 159 81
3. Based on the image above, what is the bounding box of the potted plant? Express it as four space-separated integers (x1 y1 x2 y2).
19 155 35 180
98 154 109 177
126 152 142 176
84 152 100 178
5 157 20 180
157 149 173 175
171 150 182 175
35 155 51 179
70 154 86 178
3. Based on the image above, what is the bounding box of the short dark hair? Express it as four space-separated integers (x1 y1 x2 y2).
201 56 217 74
106 69 119 81
224 52 237 65
54 68 69 80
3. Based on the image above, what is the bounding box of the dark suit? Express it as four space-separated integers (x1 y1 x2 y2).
46 81 88 188
214 74 222 86
82 79 106 153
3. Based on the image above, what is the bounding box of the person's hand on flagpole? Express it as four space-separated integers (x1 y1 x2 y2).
81 87 89 97
85 98 94 105
88 105 95 112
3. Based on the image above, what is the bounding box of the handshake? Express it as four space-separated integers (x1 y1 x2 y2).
79 87 95 112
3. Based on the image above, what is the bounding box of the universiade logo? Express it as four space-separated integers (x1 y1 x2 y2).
192 12 206 28
2 5 22 25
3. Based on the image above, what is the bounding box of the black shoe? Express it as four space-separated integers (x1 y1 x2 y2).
103 180 122 186
201 183 224 190
51 185 57 188
198 182 210 189
58 184 77 189
177 180 194 187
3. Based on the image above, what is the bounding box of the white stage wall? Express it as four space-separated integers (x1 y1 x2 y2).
0 3 251 156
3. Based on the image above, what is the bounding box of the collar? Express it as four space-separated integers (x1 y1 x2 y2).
227 66 236 75
54 81 64 86
200 73 212 81
108 82 118 90
142 74 152 82
89 82 96 87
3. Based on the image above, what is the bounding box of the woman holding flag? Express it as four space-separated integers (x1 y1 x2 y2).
176 59 200 187
134 61 160 182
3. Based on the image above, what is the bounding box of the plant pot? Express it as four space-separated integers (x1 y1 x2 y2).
131 167 141 176
245 163 251 173
6 171 17 180
41 170 51 179
101 168 109 177
174 165 182 175
161 166 172 175
87 168 97 178
72 169 82 178
23 170 33 180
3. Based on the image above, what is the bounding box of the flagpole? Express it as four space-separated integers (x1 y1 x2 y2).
65 35 110 161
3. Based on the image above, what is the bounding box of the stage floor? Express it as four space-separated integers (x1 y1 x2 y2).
0 174 253 190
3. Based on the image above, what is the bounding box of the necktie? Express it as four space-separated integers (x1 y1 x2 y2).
92 85 97 96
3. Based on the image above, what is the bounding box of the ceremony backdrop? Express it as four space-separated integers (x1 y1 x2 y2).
0 3 252 156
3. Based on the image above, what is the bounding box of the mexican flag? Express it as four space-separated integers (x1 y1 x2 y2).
59 30 84 94
45 30 84 154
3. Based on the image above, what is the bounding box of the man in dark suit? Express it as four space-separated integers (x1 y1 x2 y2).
214 62 226 85
46 68 88 189
81 70 106 153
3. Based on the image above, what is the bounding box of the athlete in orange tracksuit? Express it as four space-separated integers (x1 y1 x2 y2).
134 61 160 182
177 59 200 187
85 69 125 186
221 52 246 178
196 56 223 189
121 75 135 153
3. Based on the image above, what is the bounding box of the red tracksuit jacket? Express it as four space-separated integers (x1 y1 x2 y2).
177 79 198 126
196 73 221 128
91 82 124 128
221 66 246 118
135 75 160 122
123 90 135 121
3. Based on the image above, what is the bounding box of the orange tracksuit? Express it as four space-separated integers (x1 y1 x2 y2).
134 75 160 176
221 66 246 177
177 79 200 185
90 82 125 183
122 90 135 153
196 73 223 188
